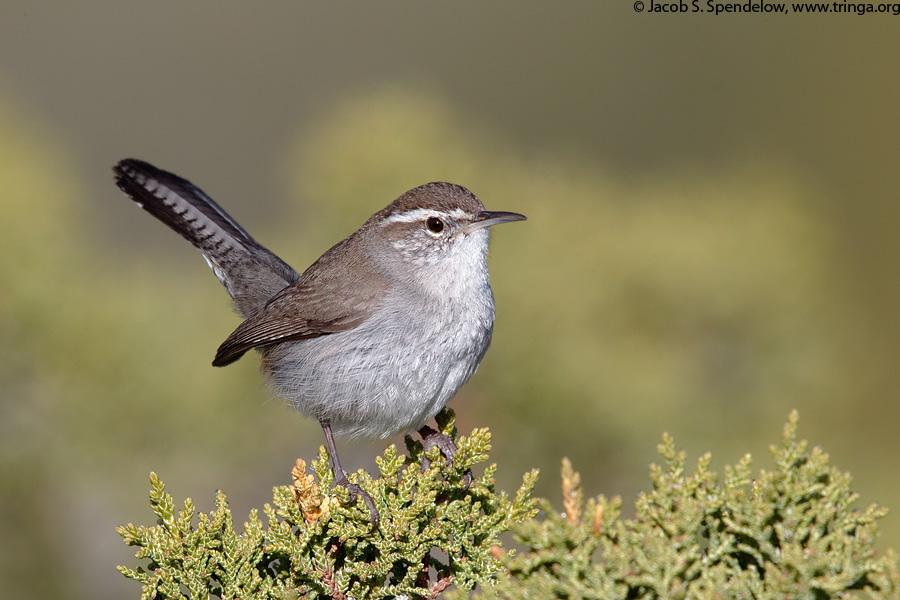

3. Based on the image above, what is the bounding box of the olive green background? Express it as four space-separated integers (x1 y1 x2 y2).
2 3 899 598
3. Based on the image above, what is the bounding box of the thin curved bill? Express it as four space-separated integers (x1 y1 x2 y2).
463 210 527 233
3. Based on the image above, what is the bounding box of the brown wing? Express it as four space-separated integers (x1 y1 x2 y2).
211 235 386 366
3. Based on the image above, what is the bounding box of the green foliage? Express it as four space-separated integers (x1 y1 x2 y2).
464 410 898 600
119 411 898 599
117 409 538 599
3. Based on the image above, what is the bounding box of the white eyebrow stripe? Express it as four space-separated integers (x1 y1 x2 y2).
382 207 470 224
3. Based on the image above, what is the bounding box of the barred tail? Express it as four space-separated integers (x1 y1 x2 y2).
113 158 298 316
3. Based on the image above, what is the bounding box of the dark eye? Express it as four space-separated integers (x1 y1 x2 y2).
425 217 445 234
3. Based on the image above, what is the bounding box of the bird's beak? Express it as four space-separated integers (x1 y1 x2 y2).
462 210 527 234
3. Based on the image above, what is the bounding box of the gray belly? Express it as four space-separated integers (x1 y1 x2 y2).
261 303 494 438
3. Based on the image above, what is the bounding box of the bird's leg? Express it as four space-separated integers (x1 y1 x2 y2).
417 424 473 488
320 419 379 528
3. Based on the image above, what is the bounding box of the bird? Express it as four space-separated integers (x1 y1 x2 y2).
113 158 525 524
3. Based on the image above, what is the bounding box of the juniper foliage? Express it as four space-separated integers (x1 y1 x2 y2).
117 408 538 599
119 411 899 599
463 410 899 599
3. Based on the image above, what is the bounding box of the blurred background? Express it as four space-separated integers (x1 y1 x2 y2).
2 2 900 598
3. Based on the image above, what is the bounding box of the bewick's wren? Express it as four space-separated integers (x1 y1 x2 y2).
113 159 525 523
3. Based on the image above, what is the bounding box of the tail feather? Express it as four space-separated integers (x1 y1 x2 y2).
113 158 298 316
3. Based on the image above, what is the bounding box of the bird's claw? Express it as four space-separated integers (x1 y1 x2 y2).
333 475 379 530
418 425 474 489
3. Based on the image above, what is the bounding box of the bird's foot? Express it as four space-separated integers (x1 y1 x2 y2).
320 418 379 529
333 472 379 530
418 425 473 488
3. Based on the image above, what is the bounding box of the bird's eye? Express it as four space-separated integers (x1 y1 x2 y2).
425 217 445 234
